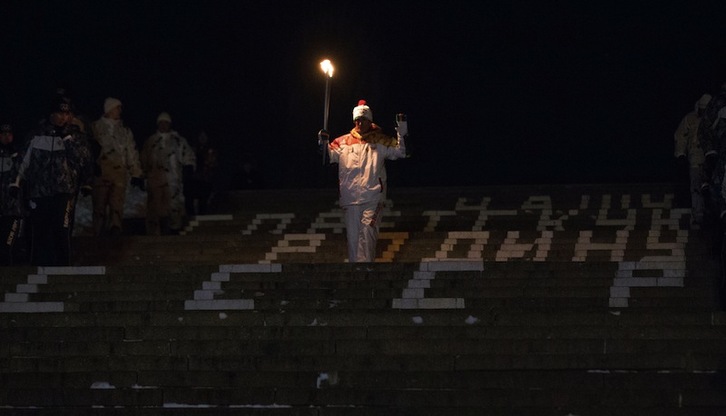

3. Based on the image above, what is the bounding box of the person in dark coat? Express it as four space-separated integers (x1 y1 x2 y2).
10 94 94 266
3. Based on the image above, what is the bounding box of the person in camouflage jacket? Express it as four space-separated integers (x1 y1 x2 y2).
674 93 711 226
11 94 94 266
697 83 726 228
140 112 195 235
90 97 144 236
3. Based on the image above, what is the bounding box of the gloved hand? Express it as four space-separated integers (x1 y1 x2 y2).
395 120 408 138
8 184 19 199
131 177 145 191
318 129 330 146
80 186 92 197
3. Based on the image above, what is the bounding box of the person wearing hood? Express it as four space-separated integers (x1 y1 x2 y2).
674 93 712 226
10 93 94 266
328 100 407 262
184 130 219 216
0 123 25 265
140 112 195 235
90 97 144 236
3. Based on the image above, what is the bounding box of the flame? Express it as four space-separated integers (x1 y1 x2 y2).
320 59 334 77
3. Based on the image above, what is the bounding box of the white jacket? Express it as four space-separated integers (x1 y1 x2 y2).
329 127 405 206
140 130 196 187
92 117 142 181
674 110 705 166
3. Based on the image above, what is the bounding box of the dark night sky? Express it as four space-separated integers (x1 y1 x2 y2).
2 0 726 189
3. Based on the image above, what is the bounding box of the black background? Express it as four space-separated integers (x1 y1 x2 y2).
2 0 726 190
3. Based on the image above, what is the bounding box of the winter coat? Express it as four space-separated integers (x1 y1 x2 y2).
328 124 405 206
91 117 142 184
697 90 726 208
14 122 94 199
674 110 705 167
699 89 726 160
140 130 196 188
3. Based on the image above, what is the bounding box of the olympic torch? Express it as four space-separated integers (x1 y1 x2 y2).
318 59 334 165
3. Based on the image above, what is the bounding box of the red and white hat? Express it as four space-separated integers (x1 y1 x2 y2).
352 100 372 121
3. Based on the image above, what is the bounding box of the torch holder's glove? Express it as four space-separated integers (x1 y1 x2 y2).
318 129 330 145
317 129 330 154
395 120 408 138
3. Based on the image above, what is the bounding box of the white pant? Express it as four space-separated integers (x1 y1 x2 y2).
343 201 383 263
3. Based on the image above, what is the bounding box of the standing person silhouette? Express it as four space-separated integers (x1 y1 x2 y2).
11 93 94 265
140 112 195 235
90 97 144 236
674 93 711 226
328 100 407 262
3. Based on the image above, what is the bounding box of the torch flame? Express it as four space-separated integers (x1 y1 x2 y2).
320 59 334 78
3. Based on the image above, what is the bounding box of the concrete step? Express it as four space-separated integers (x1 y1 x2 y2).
1 262 717 313
2 322 722 344
2 308 723 330
2 183 724 414
0 305 723 412
71 222 707 264
5 337 725 360
1 383 725 409
0 406 723 416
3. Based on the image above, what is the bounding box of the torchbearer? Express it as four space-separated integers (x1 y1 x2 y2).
318 59 334 165
327 99 407 263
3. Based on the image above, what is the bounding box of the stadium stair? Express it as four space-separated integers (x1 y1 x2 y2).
0 183 724 415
